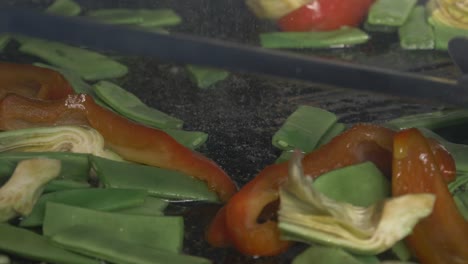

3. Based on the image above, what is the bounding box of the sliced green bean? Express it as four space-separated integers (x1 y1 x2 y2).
161 128 208 149
44 179 90 193
91 156 219 202
275 150 295 164
0 152 90 183
0 35 11 52
399 6 435 50
367 0 418 26
292 246 379 264
43 202 184 252
363 21 398 33
272 106 338 152
46 0 82 16
186 65 230 89
260 27 369 49
86 9 182 28
429 16 468 50
385 109 468 130
316 122 346 147
93 80 183 129
0 223 99 264
19 37 128 81
20 188 147 227
51 225 211 264
116 197 168 216
313 162 390 207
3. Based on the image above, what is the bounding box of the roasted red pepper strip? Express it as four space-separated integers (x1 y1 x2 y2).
0 62 74 100
392 128 468 264
208 124 395 256
207 124 458 255
0 93 237 201
278 0 375 32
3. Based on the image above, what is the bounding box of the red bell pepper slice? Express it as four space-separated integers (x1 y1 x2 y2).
0 62 74 100
0 93 237 202
207 124 458 256
392 128 468 264
278 0 375 32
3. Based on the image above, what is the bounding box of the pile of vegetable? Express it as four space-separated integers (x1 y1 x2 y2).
248 0 468 50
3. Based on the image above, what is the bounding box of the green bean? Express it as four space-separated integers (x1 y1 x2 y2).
45 0 81 16
0 223 99 264
385 109 468 130
0 35 11 52
363 21 398 33
93 80 183 129
367 0 417 26
18 37 128 81
91 156 219 202
428 16 468 50
51 225 211 264
43 202 184 252
399 6 435 50
260 27 369 49
316 122 346 147
116 197 168 216
161 128 208 149
0 152 90 192
186 65 230 89
292 245 379 264
313 161 390 207
272 106 338 152
20 188 148 227
86 9 182 28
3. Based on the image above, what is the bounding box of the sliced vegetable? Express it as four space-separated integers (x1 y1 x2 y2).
367 0 417 26
0 35 11 52
186 65 229 89
33 63 95 95
292 246 379 264
392 128 468 263
160 128 208 150
428 16 468 50
278 0 375 32
398 6 435 50
0 93 237 201
20 188 148 227
45 0 82 16
272 106 338 152
279 152 435 255
116 197 168 216
385 109 468 130
0 152 90 185
454 191 468 220
0 223 99 264
260 27 370 49
51 225 212 264
86 8 182 28
430 0 468 30
316 122 346 147
245 0 311 20
18 37 128 81
0 159 61 222
91 155 219 202
93 80 183 129
312 161 390 207
207 124 396 256
43 202 184 253
0 126 122 161
363 22 398 32
0 62 74 100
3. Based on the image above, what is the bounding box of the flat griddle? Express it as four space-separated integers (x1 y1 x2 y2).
1 0 463 263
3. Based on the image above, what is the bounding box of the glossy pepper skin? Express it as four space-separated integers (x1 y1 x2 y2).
207 124 457 256
392 128 468 264
0 93 237 202
0 62 74 100
278 0 375 32
208 124 395 256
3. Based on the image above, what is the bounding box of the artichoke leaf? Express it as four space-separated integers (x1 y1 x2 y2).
278 152 435 255
0 159 61 222
0 125 122 161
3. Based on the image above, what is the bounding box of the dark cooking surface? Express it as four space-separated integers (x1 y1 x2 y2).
2 0 463 263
